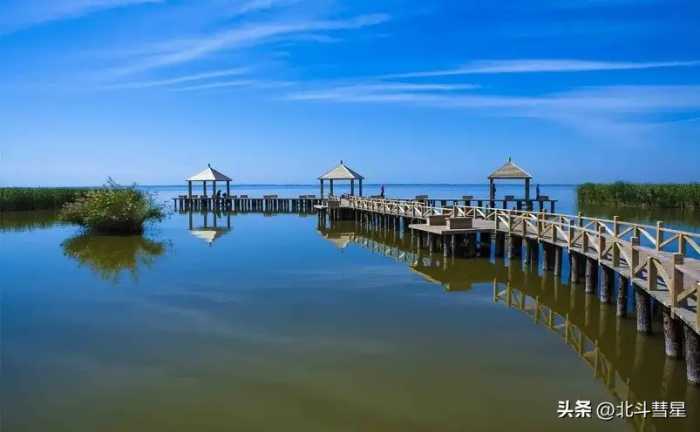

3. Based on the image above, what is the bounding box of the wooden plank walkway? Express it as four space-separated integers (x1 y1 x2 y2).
342 196 700 334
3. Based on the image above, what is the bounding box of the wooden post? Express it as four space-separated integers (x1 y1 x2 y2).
617 275 628 317
662 309 683 358
554 246 562 276
524 178 530 202
495 232 505 257
571 252 581 284
320 179 324 198
600 265 613 304
585 258 596 294
351 179 355 196
685 325 700 384
635 286 652 334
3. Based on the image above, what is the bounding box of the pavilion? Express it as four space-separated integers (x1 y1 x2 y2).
186 164 232 198
318 161 364 198
488 158 533 202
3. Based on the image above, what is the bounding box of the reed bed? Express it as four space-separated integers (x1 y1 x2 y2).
0 188 91 211
577 182 700 209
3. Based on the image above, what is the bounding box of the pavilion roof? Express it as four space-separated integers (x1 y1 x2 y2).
319 161 364 180
187 164 232 182
488 158 532 180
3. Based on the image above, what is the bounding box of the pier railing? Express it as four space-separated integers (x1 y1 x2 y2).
345 196 700 331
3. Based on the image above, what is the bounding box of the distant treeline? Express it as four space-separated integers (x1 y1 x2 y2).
577 182 700 209
0 188 91 212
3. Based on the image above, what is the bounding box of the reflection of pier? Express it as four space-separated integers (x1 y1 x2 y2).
318 196 700 385
317 222 700 423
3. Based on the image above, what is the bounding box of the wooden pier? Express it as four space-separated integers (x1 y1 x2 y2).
314 195 700 384
174 195 322 213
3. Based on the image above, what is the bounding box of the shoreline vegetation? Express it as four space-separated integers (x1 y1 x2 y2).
60 180 164 234
577 182 700 209
0 187 90 211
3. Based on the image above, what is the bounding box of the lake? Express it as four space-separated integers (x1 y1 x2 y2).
1 185 698 431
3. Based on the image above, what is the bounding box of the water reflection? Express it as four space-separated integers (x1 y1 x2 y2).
319 221 700 431
0 210 62 232
185 210 232 246
62 234 167 281
579 205 700 233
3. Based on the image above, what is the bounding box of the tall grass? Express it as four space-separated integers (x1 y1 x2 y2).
0 187 90 211
577 182 700 209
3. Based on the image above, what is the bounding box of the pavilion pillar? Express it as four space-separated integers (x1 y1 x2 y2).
203 180 207 197
351 179 355 196
320 179 324 198
213 180 217 196
489 178 495 201
525 178 531 202
226 181 230 196
330 179 334 196
359 179 363 196
188 181 192 199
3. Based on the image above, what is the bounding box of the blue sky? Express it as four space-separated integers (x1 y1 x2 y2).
1 0 699 186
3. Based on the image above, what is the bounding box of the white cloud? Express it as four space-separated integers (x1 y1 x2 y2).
288 82 479 101
0 0 163 34
386 59 700 78
287 82 700 139
109 13 390 76
103 67 249 89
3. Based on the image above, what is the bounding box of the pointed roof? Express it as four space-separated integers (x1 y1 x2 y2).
488 158 532 179
319 161 364 180
187 164 232 182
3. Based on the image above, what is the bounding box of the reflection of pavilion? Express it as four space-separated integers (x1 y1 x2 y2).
318 227 355 249
187 211 232 246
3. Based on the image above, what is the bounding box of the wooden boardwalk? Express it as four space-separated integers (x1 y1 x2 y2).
341 196 700 335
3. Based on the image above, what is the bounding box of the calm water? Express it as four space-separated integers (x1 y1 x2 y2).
1 185 699 431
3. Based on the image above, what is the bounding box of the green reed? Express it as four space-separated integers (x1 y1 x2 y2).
577 182 700 209
0 187 91 211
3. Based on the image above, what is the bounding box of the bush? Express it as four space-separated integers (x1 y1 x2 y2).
60 180 164 234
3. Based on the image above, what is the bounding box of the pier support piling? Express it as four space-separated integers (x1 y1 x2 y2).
635 286 652 334
585 258 597 294
685 325 700 384
662 309 683 358
617 275 628 317
600 265 613 304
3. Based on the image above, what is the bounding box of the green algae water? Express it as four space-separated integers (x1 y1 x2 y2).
1 186 699 431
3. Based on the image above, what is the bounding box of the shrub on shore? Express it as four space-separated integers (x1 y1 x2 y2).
60 180 164 234
0 187 90 211
577 182 700 209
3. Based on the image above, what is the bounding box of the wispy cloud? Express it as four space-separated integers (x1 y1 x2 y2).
109 13 390 76
288 82 479 101
231 0 299 16
103 67 249 89
287 82 700 139
386 59 700 78
0 0 163 34
173 79 294 92
173 79 257 91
